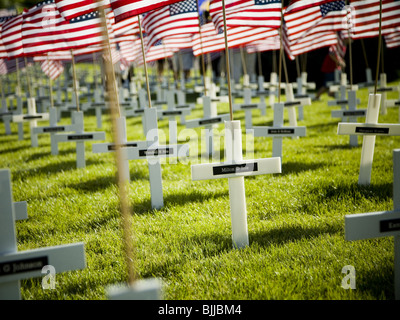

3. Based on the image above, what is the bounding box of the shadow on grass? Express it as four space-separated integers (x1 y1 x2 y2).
250 222 342 248
281 161 327 176
357 264 395 299
131 189 228 215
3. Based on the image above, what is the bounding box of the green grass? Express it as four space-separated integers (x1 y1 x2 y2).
1 77 400 300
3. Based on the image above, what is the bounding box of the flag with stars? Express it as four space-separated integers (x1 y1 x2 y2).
142 0 199 50
0 15 17 59
21 2 106 56
284 0 350 43
51 10 106 53
111 0 186 23
0 14 24 58
55 0 110 21
209 0 282 31
349 0 400 39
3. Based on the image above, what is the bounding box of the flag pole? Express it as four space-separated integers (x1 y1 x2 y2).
221 0 234 121
374 0 383 95
196 0 207 97
24 56 33 98
70 49 80 112
16 58 21 96
138 16 153 109
98 6 137 286
46 53 54 109
277 1 284 103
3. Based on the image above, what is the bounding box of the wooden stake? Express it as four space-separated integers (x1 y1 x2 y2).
98 7 137 285
374 0 383 95
70 49 80 112
196 1 207 96
221 0 234 121
138 16 152 109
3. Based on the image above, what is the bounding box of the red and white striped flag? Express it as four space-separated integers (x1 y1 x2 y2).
245 35 280 53
284 0 351 43
110 0 186 23
191 21 278 56
0 16 16 59
41 59 64 79
20 1 107 56
349 0 400 39
384 26 400 48
55 0 110 21
282 23 339 59
142 0 199 50
1 14 24 58
209 0 282 30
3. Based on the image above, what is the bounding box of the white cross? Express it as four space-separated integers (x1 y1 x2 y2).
330 90 365 147
53 111 106 168
338 94 400 185
32 108 77 155
0 169 86 300
106 278 162 300
358 67 375 88
381 75 400 121
371 73 400 116
252 101 306 160
283 83 311 136
125 108 189 210
185 96 230 156
191 120 281 248
345 149 400 299
92 116 147 183
329 73 358 99
293 72 316 120
233 87 264 129
12 98 49 147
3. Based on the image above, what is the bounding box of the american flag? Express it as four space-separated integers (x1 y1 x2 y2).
40 59 64 79
55 0 110 21
1 14 24 58
21 1 107 56
110 0 186 23
191 21 278 56
142 0 199 50
282 23 339 59
285 0 337 13
384 26 400 48
21 0 64 56
349 0 400 39
0 15 16 59
284 0 350 43
209 0 282 30
245 35 280 53
48 10 105 53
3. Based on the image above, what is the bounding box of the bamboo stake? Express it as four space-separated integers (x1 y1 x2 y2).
47 54 54 109
374 0 383 95
138 16 152 109
70 49 80 112
98 7 137 285
221 0 234 121
196 1 207 96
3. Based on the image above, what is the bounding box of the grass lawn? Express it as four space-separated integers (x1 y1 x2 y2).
1 73 399 300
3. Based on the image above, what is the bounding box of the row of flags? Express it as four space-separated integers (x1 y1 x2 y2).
0 0 399 80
